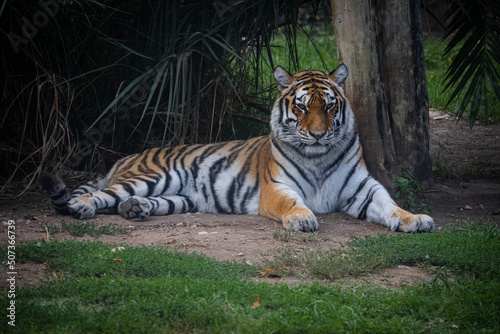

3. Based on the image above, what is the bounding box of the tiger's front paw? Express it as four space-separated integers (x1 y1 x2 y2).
391 209 435 232
118 196 151 221
283 208 319 232
68 196 96 219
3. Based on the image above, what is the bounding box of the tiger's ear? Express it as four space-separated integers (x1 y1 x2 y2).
329 64 348 89
274 66 294 92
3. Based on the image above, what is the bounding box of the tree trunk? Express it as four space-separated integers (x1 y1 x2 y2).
331 0 432 189
378 0 432 185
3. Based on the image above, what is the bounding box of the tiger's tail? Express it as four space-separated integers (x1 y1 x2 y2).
39 172 71 214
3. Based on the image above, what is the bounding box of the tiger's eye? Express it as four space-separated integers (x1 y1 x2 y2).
326 103 334 110
296 104 306 111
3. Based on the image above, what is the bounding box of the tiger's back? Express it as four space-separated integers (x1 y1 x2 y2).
41 64 434 233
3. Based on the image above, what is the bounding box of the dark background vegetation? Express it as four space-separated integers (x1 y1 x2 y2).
1 0 330 190
0 0 498 193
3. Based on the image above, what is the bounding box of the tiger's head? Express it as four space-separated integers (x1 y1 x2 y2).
271 64 351 155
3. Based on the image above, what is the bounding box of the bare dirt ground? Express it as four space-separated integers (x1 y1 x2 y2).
1 110 499 288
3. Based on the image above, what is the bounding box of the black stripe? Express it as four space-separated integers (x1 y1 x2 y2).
209 157 229 213
179 144 202 183
202 184 209 202
159 171 172 195
229 140 247 152
135 177 157 197
139 149 152 167
151 148 163 167
191 157 200 192
283 98 290 120
339 98 346 124
338 156 362 199
241 171 260 214
272 158 307 199
357 186 377 220
180 195 195 212
122 182 136 197
278 97 285 121
226 179 237 213
166 199 175 215
240 187 251 214
267 166 281 185
343 176 371 212
94 196 103 207
149 198 159 212
324 132 358 176
101 189 121 210
161 147 174 160
173 167 184 193
271 136 314 187
198 142 227 165
235 140 261 195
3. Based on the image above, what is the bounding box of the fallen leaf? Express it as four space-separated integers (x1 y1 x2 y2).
113 258 123 264
251 296 261 309
111 247 125 252
451 324 459 329
260 268 279 277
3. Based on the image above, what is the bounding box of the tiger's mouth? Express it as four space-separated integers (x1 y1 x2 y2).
297 130 334 146
299 136 333 147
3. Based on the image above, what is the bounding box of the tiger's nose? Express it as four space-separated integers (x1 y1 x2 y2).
310 131 326 140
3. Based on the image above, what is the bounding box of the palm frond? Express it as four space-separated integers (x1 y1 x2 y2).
442 0 500 126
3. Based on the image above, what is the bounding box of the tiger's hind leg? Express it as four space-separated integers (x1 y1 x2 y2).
67 172 173 219
64 179 111 219
118 195 196 221
39 172 105 216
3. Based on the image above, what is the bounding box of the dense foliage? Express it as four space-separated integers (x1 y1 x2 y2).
1 0 327 190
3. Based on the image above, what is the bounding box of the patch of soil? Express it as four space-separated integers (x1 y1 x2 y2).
0 111 499 287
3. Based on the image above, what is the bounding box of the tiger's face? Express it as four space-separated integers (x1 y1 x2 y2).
271 65 349 154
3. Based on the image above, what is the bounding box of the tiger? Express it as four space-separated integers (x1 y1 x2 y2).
40 64 434 233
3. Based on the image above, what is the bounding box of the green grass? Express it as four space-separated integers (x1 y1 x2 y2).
42 220 130 238
266 222 500 281
4 275 499 333
1 222 499 333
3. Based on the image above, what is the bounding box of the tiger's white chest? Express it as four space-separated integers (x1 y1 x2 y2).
275 149 366 214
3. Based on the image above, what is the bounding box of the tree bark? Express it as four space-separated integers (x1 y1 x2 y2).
331 0 432 188
331 0 398 188
378 0 432 185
